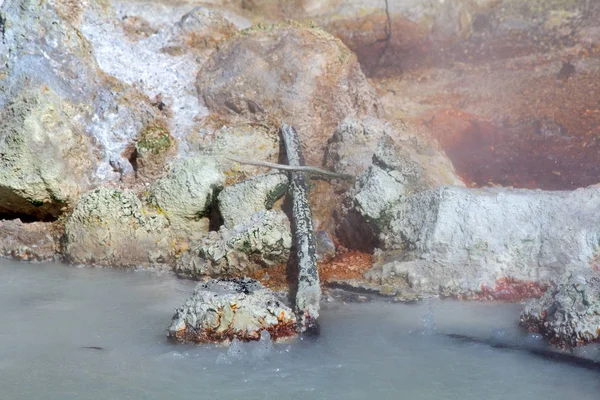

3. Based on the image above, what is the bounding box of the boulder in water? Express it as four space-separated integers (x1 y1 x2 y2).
521 270 600 348
168 277 297 343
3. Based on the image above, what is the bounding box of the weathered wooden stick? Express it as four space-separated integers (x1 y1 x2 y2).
280 123 321 332
223 155 353 181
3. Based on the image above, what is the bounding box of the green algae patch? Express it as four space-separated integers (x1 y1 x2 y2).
137 122 173 155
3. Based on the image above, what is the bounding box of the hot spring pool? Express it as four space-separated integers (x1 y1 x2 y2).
0 260 598 399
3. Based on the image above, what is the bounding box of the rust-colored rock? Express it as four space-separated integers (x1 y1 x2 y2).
168 278 297 344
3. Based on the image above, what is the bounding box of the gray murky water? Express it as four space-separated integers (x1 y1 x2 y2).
0 259 598 400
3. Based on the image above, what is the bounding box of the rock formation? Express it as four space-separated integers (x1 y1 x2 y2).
64 187 173 267
521 270 600 348
175 210 292 278
197 21 381 166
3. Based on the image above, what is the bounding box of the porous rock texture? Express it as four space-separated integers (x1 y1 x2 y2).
148 156 224 221
77 2 236 155
217 173 288 228
168 277 297 343
197 123 282 183
324 117 387 178
0 87 93 220
175 210 292 278
197 21 381 166
133 121 176 181
521 270 600 348
64 187 173 267
0 0 163 190
361 185 600 298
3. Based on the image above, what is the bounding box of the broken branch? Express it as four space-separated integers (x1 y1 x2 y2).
223 155 354 181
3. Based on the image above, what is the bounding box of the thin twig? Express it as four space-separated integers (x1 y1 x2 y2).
372 0 394 74
374 0 392 43
223 155 354 181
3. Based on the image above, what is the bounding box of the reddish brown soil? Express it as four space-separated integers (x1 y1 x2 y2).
327 14 431 78
471 278 549 301
248 250 373 290
169 317 298 344
424 103 600 189
368 32 599 190
326 7 600 191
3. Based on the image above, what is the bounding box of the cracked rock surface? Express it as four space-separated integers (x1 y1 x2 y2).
168 277 297 343
175 210 292 278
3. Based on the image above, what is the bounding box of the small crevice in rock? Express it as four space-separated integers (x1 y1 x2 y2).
128 148 139 173
206 199 224 232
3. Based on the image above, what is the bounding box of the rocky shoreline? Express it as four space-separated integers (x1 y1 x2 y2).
1 0 599 347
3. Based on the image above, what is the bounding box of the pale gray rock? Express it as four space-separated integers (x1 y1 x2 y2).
330 117 462 251
351 134 436 223
148 156 224 221
521 270 600 347
175 210 292 278
364 185 600 297
324 116 388 177
337 132 452 250
168 277 297 343
64 187 173 267
217 173 288 228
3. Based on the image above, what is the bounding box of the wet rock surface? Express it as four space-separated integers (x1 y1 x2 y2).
521 270 600 348
0 0 598 317
168 277 297 343
176 210 292 278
